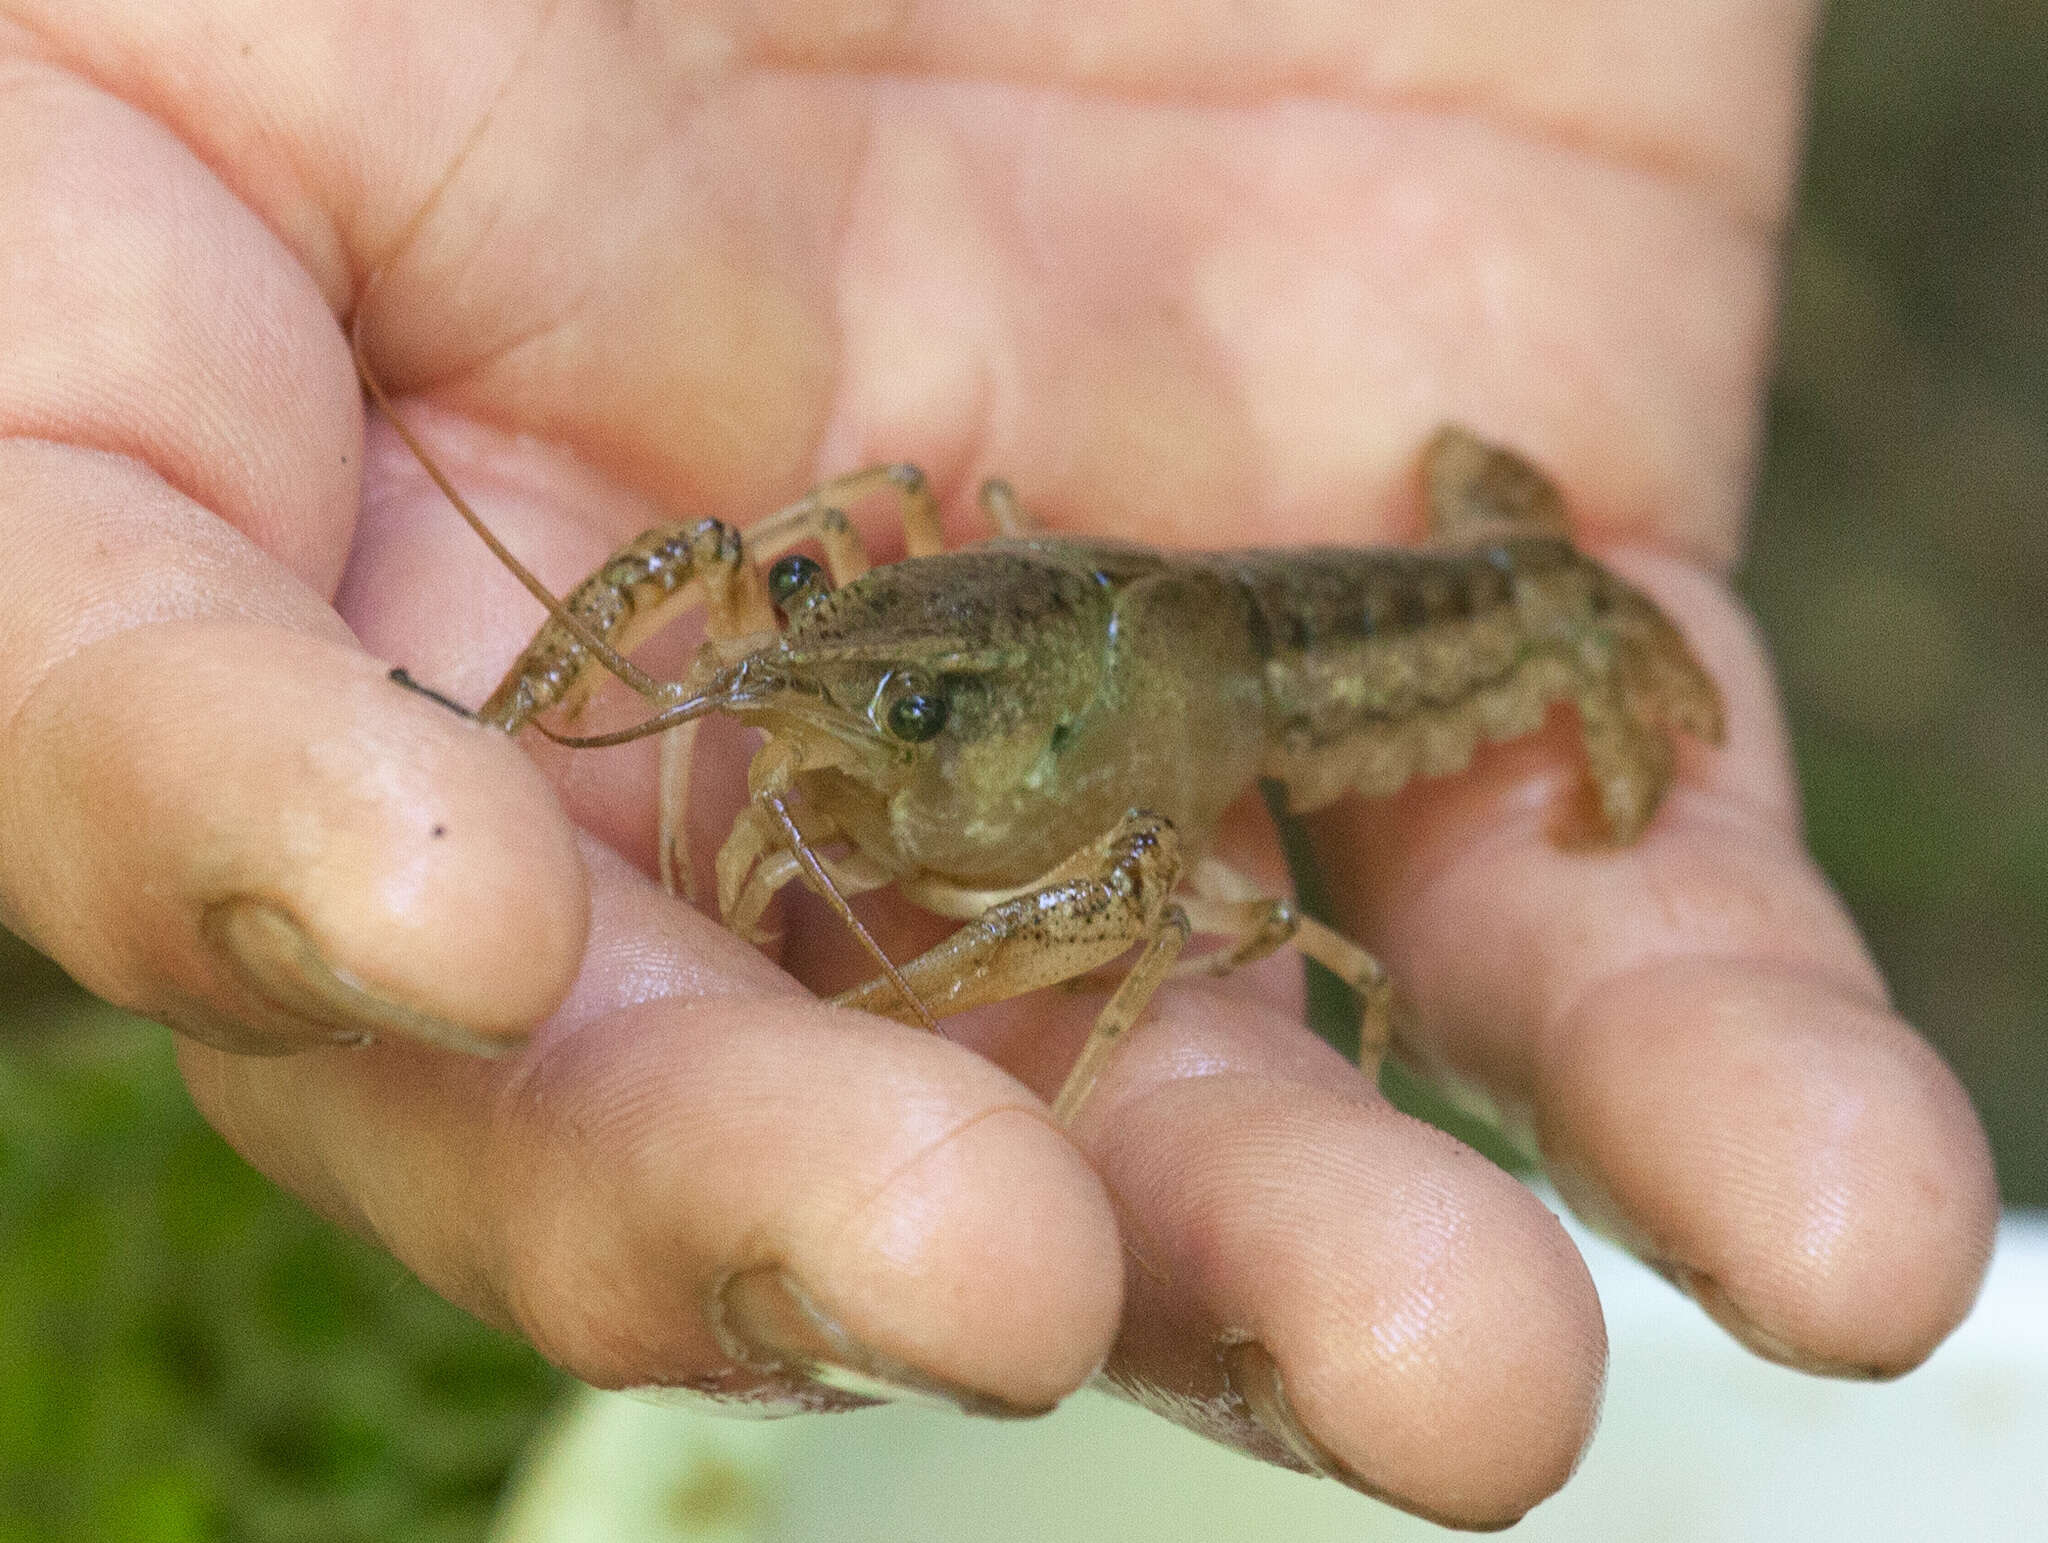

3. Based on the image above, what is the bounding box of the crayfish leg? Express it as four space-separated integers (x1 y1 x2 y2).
977 478 1040 538
1421 424 1570 545
1051 906 1190 1125
832 812 1189 1124
1179 856 1400 1076
746 462 941 568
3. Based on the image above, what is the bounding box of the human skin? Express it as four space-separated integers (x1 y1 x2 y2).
0 1 1999 1529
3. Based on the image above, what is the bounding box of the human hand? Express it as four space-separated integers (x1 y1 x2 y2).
0 2 1995 1529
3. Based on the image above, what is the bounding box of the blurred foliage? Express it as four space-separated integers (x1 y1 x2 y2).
0 933 561 1542
0 0 2043 1535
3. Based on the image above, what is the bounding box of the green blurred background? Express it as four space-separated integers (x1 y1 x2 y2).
3 2 2044 1536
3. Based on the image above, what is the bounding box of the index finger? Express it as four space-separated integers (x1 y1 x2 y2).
0 54 587 1055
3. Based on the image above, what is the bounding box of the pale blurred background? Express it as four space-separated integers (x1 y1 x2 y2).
2 1 2043 1536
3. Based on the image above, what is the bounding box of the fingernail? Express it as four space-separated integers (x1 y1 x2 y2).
203 899 511 1057
1221 1341 1520 1531
1220 1340 1357 1480
1666 1264 1889 1380
619 1372 881 1418
1546 1168 1887 1377
713 1267 1053 1420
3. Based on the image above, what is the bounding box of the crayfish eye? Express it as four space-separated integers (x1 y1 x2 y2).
884 688 949 743
767 554 827 609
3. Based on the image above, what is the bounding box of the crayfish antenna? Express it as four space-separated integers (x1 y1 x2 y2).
762 792 938 1034
348 310 672 709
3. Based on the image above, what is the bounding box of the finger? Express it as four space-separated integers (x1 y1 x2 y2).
0 63 586 1053
1085 999 1604 1531
784 807 1603 1528
1317 553 1998 1377
179 838 1126 1416
940 936 1603 1530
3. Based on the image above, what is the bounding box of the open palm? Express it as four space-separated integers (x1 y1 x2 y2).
0 2 1994 1527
